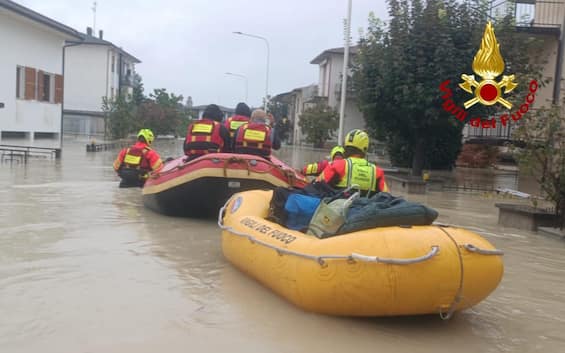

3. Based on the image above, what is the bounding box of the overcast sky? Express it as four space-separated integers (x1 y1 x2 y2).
19 0 389 108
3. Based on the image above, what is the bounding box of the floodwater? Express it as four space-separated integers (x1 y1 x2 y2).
1 139 564 353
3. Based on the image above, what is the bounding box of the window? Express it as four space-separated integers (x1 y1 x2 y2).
16 66 24 98
41 73 51 102
111 87 114 99
111 55 115 72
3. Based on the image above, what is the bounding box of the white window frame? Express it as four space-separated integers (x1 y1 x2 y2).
16 66 25 99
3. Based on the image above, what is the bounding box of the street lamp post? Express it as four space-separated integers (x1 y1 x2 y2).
233 31 270 110
338 0 352 146
225 72 248 102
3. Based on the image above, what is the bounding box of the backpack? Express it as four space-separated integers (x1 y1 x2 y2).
267 187 298 226
284 194 322 231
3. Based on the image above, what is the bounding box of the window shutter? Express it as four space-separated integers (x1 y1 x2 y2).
37 70 45 101
24 67 36 100
54 74 63 104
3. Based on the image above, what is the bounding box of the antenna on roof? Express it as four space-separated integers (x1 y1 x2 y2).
92 1 97 33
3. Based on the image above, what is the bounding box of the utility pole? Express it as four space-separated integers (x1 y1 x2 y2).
338 0 352 146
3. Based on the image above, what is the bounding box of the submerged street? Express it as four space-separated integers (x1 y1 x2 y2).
1 140 564 353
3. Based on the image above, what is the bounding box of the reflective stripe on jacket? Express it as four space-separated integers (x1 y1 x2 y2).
184 119 224 156
234 122 273 156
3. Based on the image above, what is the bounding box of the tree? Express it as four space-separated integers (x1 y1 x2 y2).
132 73 145 106
102 94 136 139
352 1 546 176
298 101 339 148
513 104 565 229
138 89 187 136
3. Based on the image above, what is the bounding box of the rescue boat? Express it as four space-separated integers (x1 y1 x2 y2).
219 189 504 318
142 153 307 217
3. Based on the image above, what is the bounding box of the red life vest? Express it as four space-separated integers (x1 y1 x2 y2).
234 123 272 156
226 115 250 137
123 145 151 171
184 119 224 156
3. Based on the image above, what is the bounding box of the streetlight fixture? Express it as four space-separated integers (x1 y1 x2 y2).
225 72 248 102
232 31 270 109
338 0 352 146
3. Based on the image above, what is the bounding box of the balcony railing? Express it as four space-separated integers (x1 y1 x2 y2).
120 74 134 87
515 0 563 35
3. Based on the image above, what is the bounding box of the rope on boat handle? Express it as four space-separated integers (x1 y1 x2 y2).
218 201 440 266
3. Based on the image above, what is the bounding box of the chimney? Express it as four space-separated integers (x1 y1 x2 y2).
99 30 103 39
86 27 92 36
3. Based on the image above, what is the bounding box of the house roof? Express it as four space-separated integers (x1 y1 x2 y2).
310 45 359 64
0 0 81 39
77 33 142 63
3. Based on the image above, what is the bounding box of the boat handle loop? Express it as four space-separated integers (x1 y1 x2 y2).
218 202 440 266
463 244 504 256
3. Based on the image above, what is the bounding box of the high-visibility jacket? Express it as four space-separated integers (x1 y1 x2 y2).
317 157 389 194
303 159 330 176
113 141 163 176
233 123 273 156
224 115 250 138
184 119 225 156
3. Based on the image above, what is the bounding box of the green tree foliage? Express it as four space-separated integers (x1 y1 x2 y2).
352 0 546 175
138 89 189 137
298 101 339 148
513 104 565 229
102 95 136 139
101 78 190 139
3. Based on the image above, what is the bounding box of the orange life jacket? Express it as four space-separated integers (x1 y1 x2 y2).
123 145 151 171
234 123 272 156
184 119 224 156
225 115 250 138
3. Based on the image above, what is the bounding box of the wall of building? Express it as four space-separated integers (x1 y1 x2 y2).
0 11 67 141
64 44 110 112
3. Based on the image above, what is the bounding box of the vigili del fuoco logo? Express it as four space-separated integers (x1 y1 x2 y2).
439 21 538 129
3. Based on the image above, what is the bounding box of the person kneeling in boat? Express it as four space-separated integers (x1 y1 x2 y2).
113 129 163 188
316 129 389 196
302 145 345 176
224 102 251 138
232 109 281 158
184 104 231 161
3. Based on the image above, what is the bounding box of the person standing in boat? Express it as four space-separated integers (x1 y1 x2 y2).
184 104 231 160
302 145 345 176
232 109 281 157
224 102 251 138
316 129 389 196
113 129 163 188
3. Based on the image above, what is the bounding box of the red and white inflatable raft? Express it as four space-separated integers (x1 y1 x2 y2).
142 153 307 217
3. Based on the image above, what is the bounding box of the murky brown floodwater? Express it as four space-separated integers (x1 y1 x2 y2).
1 139 565 353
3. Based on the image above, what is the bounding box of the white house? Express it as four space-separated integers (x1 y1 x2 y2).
0 0 81 146
310 46 365 138
63 27 141 137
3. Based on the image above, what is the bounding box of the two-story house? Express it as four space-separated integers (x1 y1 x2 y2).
310 46 365 140
276 46 365 146
0 0 81 146
63 27 141 137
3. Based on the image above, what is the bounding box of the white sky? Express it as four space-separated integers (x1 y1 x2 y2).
18 0 389 108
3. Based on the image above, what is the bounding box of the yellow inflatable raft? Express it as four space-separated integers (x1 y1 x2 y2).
219 190 504 318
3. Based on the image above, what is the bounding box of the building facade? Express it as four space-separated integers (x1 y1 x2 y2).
0 0 81 146
63 28 141 138
310 46 365 141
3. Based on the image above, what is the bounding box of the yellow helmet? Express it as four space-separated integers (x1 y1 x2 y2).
344 129 369 153
330 145 345 160
137 128 154 145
